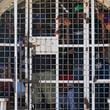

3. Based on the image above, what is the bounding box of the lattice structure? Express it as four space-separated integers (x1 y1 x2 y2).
30 0 110 110
0 1 25 110
0 0 110 110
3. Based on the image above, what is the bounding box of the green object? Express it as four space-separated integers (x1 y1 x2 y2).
74 4 83 12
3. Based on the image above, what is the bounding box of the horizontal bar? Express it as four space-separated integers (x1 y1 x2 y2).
59 44 110 48
0 78 13 82
39 79 110 84
0 43 19 47
0 43 109 48
0 79 109 84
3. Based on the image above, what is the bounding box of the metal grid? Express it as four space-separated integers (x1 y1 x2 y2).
0 1 25 110
32 0 56 36
31 0 86 110
90 1 110 110
0 0 110 110
30 0 110 110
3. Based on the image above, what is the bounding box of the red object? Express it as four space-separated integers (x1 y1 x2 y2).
0 82 11 91
59 74 73 80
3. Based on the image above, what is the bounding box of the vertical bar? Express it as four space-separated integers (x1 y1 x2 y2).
1 101 3 110
25 0 32 109
56 0 59 110
25 0 29 107
4 102 6 110
91 0 95 110
29 0 32 109
14 0 18 110
29 48 32 110
108 98 110 110
83 0 90 110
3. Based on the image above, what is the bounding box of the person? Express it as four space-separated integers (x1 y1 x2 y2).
0 65 13 97
95 51 110 110
59 83 77 110
33 13 54 36
16 80 25 97
59 75 77 110
95 51 110 79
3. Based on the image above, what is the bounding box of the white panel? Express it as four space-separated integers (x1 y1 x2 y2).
30 37 58 54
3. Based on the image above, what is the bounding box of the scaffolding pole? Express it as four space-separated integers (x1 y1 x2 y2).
56 0 59 110
25 0 29 108
14 0 18 110
25 0 32 109
29 0 32 109
83 0 90 109
91 0 95 110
